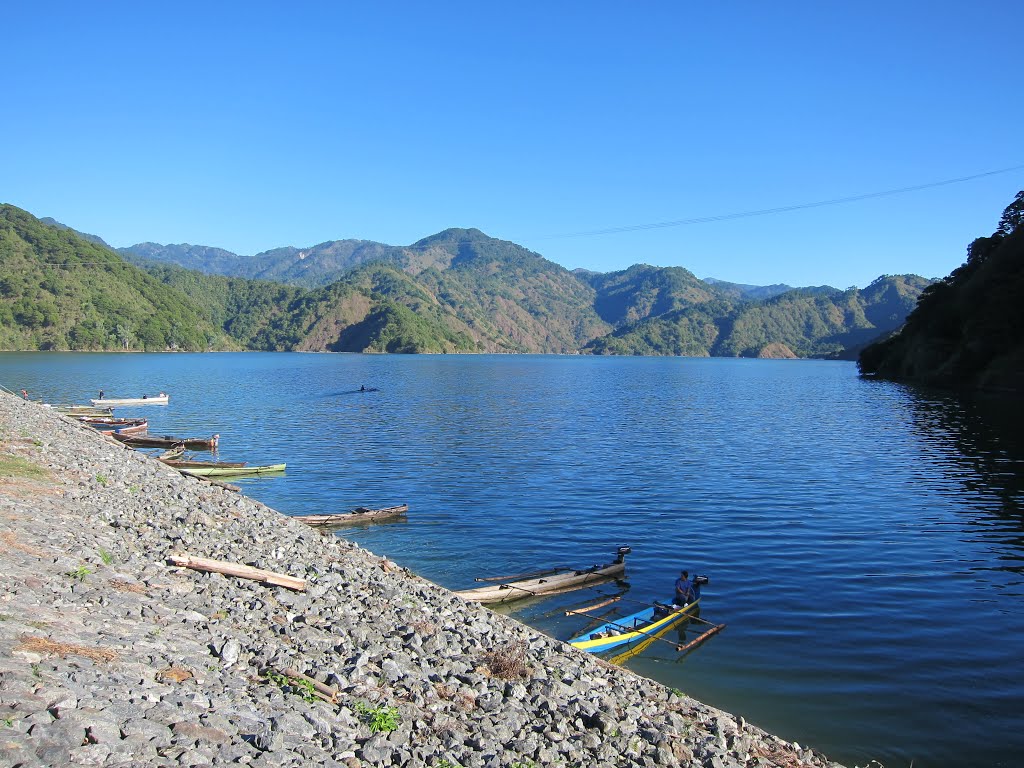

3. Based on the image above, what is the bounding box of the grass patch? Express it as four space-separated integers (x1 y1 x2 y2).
0 454 50 481
353 701 400 733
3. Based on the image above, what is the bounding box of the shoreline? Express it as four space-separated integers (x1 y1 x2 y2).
0 391 843 767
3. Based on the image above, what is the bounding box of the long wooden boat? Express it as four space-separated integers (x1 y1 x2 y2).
80 417 149 435
569 577 707 653
456 547 631 604
90 394 169 406
48 404 115 417
179 463 286 477
161 458 247 469
291 504 409 527
113 433 219 451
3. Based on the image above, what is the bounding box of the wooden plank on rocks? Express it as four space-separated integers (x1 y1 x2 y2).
168 552 306 591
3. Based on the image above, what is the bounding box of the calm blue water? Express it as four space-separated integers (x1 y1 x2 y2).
3 352 1023 768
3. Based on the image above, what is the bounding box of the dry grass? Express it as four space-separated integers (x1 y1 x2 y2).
483 640 528 680
17 635 118 663
108 579 148 594
158 665 193 683
1 532 47 558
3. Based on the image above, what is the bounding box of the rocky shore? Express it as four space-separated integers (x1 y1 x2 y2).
0 392 844 768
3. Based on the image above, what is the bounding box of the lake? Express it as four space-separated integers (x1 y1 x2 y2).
3 352 1022 768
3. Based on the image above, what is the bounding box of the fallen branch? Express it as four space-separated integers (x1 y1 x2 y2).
281 667 339 703
168 553 306 591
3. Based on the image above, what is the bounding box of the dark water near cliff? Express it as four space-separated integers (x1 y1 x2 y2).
4 352 1023 768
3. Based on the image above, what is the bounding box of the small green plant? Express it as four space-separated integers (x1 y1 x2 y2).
264 670 316 703
669 687 684 697
2 717 14 727
128 484 140 494
32 438 42 447
66 565 91 582
510 762 537 768
95 474 108 486
31 664 41 679
435 760 460 768
353 701 400 733
99 549 114 565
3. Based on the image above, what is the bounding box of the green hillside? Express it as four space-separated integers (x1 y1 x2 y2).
859 192 1024 391
0 205 233 351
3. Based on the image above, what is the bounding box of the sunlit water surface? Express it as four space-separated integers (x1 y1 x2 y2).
4 352 1023 768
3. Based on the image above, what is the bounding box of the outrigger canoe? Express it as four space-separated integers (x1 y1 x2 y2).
291 504 409 527
569 576 707 653
91 394 169 406
456 546 631 604
179 463 285 477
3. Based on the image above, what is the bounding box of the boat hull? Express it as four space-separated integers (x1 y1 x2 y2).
90 396 169 406
456 560 626 604
180 463 286 477
569 600 701 653
291 505 409 527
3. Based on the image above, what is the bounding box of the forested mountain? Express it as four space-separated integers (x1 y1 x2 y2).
2 204 933 357
0 205 233 351
701 278 794 302
859 192 1024 391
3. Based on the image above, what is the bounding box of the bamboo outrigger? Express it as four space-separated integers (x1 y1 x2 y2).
291 504 409 527
456 546 631 604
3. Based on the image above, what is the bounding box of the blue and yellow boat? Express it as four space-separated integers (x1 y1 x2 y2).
569 576 707 653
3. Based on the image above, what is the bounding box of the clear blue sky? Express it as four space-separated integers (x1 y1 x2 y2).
4 2 1022 288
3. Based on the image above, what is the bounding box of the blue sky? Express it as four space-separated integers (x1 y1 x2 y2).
4 2 1022 288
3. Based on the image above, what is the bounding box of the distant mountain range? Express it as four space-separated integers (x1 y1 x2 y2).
0 203 932 357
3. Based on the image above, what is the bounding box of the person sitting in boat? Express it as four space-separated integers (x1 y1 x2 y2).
674 570 694 606
360 385 366 391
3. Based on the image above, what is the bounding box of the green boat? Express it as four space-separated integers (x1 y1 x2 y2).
179 463 286 478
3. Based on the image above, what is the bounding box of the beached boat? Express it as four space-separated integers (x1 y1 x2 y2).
568 577 708 653
80 417 149 435
113 433 219 451
48 404 115 417
162 458 247 469
179 463 286 477
90 394 169 406
291 504 409 527
456 547 631 604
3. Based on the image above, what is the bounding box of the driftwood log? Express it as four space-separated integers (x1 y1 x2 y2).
168 553 306 591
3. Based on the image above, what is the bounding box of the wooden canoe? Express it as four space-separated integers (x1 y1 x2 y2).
179 463 285 477
291 504 409 527
114 433 220 451
91 394 169 406
162 458 248 469
456 547 631 604
81 417 149 435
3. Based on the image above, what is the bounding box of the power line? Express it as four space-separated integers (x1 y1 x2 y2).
538 163 1024 240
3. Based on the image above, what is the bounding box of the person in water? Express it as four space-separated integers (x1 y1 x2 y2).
674 570 694 606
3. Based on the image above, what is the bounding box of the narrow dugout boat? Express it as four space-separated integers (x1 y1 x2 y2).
80 417 149 435
162 458 248 469
569 576 708 653
179 463 286 477
90 394 169 406
114 433 219 451
456 546 631 604
291 504 409 527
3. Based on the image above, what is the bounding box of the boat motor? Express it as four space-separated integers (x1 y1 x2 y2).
693 575 709 586
615 546 632 563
